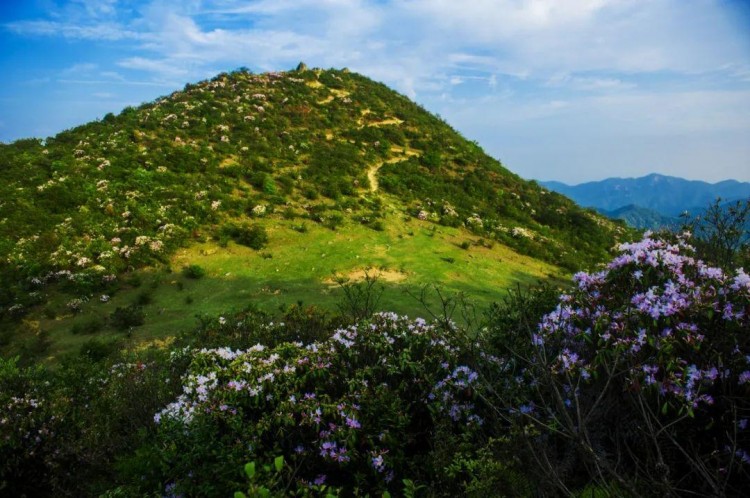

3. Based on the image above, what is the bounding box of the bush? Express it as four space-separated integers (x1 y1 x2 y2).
134 290 153 306
109 305 145 331
222 223 269 250
71 316 105 335
79 338 120 362
182 265 206 279
139 313 493 496
323 213 344 231
490 232 750 496
681 198 750 269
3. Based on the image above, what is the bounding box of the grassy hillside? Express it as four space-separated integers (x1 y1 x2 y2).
0 65 629 360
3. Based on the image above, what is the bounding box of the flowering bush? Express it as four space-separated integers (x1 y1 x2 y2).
144 313 489 496
501 233 750 495
0 349 188 496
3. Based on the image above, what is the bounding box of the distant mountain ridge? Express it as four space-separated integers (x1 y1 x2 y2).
541 174 750 226
599 204 680 231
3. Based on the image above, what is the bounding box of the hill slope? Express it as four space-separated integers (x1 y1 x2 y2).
542 174 750 217
600 204 679 230
0 66 628 358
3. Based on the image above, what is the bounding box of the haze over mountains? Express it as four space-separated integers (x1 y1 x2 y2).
541 174 750 229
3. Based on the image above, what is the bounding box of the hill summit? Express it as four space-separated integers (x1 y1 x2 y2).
0 66 626 351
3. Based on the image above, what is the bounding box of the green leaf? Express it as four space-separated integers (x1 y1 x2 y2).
245 462 256 479
274 455 284 472
661 402 669 415
234 492 248 498
382 492 392 498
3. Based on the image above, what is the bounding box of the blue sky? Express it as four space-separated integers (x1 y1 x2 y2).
1 0 749 184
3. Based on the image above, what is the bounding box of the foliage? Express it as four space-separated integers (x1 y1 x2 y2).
680 197 750 269
0 66 624 326
4 230 747 496
182 264 206 279
235 456 341 497
223 222 270 250
486 232 750 496
333 270 384 323
133 313 495 496
0 349 188 496
109 304 145 330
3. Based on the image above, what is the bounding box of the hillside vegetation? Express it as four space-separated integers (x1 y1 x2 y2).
2 230 748 497
0 66 627 359
1 66 749 497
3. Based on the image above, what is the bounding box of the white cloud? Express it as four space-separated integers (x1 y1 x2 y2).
118 56 190 76
60 62 98 76
6 20 143 41
3 0 749 181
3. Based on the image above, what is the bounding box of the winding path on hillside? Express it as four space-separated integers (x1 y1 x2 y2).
367 147 421 193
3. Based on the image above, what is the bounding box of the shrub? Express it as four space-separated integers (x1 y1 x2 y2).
222 223 269 250
134 290 153 306
109 305 145 331
182 265 206 279
79 338 120 362
323 213 344 231
142 313 492 496
71 316 105 335
681 198 750 269
491 232 750 496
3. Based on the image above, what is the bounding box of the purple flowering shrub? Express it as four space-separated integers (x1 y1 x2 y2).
504 233 750 495
145 313 489 496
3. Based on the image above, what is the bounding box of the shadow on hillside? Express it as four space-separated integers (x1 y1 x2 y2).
15 269 565 363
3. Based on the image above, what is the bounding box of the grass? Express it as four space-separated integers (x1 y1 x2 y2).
24 210 565 362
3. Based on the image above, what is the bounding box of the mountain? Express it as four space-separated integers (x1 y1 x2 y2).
600 204 680 231
0 66 628 359
541 174 750 218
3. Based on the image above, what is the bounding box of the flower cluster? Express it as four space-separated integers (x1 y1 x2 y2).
153 313 487 491
522 232 750 483
533 234 749 407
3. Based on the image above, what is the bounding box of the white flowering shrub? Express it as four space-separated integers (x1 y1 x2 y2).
146 313 490 495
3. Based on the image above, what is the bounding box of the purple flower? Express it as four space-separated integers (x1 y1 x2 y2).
345 417 361 429
313 474 327 485
519 403 535 414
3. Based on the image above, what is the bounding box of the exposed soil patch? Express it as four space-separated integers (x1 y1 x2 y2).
365 117 404 127
324 267 408 285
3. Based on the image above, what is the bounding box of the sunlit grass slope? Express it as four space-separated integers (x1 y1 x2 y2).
31 210 561 361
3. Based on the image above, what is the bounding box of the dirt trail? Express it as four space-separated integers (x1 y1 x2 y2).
367 156 409 192
324 268 408 285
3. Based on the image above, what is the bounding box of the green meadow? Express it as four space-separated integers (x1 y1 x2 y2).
31 211 562 361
